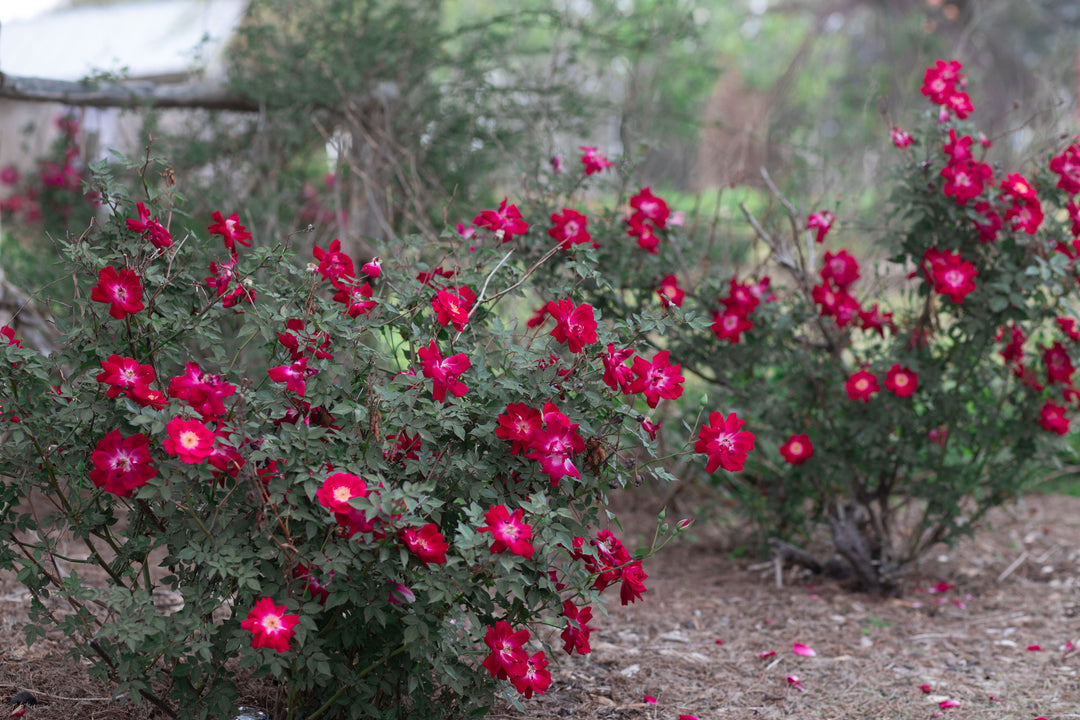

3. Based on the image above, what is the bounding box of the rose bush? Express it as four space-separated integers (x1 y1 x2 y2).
4 55 1071 719
0 148 742 718
520 61 1080 594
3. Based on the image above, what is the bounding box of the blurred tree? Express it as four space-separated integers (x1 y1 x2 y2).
710 0 1080 200
138 0 712 265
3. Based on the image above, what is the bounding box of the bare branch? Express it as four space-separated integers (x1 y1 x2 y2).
0 73 258 112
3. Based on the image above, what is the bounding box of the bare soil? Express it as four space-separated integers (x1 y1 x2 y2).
2 491 1078 720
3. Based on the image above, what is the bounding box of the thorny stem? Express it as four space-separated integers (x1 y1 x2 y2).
480 243 564 307
738 201 838 358
305 646 411 720
182 486 215 542
9 534 106 640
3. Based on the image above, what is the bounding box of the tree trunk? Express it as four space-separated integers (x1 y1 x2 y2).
827 501 900 595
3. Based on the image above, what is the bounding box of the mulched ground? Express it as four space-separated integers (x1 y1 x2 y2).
487 490 1080 720
2 490 1078 720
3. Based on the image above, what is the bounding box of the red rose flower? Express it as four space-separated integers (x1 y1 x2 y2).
884 364 918 398
526 402 585 487
331 279 377 318
889 126 913 148
473 198 529 242
629 187 670 228
509 651 551 699
779 434 814 465
820 249 860 290
312 239 355 281
162 417 216 464
1057 317 1080 342
807 210 834 243
619 562 648 605
546 298 597 353
1004 195 1043 235
845 370 879 403
560 600 595 655
96 354 155 400
1039 401 1069 435
858 304 895 337
168 362 237 420
721 277 761 316
431 286 476 331
361 257 382 278
812 281 860 327
207 211 253 253
400 522 448 567
417 340 470 403
627 350 684 409
478 504 534 559
926 249 977 303
711 309 753 344
940 158 992 205
600 344 635 392
1 325 21 348
206 256 239 297
91 266 145 319
921 59 972 118
921 59 964 105
1041 341 1075 385
548 208 592 250
268 356 319 397
240 597 299 653
89 430 157 497
482 620 529 680
627 213 661 253
579 146 614 175
695 411 755 473
641 417 660 440
656 274 684 307
126 201 172 249
316 471 369 514
1050 143 1080 195
942 128 973 163
495 402 542 455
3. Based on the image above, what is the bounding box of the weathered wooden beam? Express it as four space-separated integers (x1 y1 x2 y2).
0 73 259 112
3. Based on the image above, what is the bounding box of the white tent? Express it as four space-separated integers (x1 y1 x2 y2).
0 0 247 82
0 0 248 174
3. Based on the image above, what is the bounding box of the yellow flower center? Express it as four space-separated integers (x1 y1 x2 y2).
789 441 803 455
179 430 202 449
261 614 282 632
333 486 353 503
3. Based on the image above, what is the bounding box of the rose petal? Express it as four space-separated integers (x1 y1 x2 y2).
1027 644 1043 652
792 642 816 657
786 675 805 691
939 699 960 709
920 684 933 694
714 639 724 645
643 695 657 704
759 650 777 659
